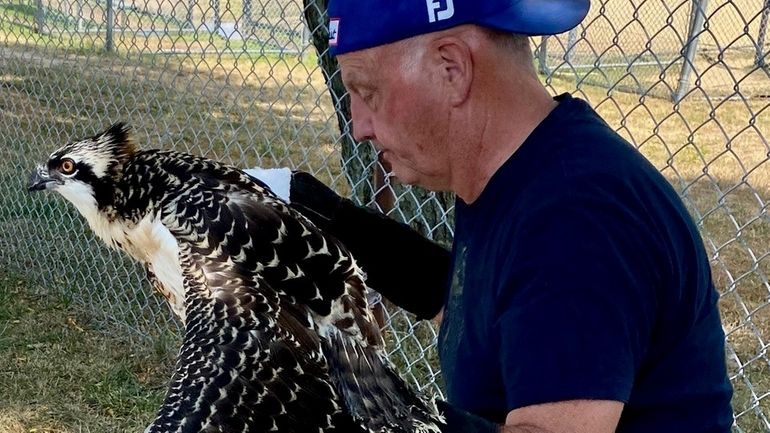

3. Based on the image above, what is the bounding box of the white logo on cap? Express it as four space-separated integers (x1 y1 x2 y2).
426 0 454 23
329 18 339 45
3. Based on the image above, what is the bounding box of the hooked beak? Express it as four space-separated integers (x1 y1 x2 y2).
28 165 57 192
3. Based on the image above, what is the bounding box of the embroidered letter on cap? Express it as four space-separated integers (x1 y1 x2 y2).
426 0 454 23
329 18 340 45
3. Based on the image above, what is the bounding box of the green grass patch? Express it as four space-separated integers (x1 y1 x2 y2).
0 271 170 433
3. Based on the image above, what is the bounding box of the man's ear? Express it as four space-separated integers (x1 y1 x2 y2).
430 36 473 107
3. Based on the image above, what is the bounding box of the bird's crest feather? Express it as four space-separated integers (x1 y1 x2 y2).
97 122 137 163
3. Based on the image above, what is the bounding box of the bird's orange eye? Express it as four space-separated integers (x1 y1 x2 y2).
60 159 76 175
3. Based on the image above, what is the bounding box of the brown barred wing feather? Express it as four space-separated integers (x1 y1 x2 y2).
129 150 442 432
145 244 359 433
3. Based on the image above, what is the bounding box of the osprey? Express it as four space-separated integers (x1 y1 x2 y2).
29 123 442 433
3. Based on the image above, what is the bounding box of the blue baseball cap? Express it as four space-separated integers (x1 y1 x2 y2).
327 0 590 56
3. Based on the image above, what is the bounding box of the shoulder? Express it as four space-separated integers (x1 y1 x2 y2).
486 95 667 211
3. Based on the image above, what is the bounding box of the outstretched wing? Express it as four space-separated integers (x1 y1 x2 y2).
146 246 360 433
131 150 441 432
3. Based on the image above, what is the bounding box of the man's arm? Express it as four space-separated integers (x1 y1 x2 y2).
438 399 622 433
502 400 622 433
289 171 450 320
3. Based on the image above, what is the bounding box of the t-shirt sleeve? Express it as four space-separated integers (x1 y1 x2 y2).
495 186 660 411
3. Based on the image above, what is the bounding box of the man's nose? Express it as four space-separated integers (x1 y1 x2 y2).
350 96 375 142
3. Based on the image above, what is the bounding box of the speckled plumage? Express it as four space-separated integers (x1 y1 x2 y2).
30 123 443 433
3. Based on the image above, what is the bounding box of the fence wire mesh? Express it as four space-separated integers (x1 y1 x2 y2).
0 0 768 430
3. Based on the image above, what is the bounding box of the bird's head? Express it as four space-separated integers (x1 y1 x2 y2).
28 123 137 209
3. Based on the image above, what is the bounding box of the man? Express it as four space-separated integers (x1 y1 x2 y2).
284 1 735 432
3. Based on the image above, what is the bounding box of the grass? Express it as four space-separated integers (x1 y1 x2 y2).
0 271 168 433
1 2 769 430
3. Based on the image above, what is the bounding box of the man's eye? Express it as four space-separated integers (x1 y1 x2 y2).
361 91 376 106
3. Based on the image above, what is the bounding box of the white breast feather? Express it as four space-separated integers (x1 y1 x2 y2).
140 217 186 322
55 182 186 322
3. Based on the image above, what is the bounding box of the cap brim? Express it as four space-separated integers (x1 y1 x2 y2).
479 0 590 36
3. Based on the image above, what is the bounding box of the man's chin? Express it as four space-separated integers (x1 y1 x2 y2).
393 168 450 193
378 152 428 187
377 149 392 167
388 167 420 187
377 152 401 181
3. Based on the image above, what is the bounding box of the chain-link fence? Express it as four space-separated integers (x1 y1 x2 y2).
0 0 768 430
542 0 770 101
8 0 310 53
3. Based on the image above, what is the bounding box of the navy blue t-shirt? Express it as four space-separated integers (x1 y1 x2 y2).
437 94 733 432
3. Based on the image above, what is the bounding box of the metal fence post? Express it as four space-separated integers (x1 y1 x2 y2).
300 23 311 61
212 0 221 32
565 28 578 64
757 0 770 67
186 0 194 29
538 36 550 75
105 0 114 52
34 0 45 34
675 0 710 102
242 0 252 31
76 0 83 32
